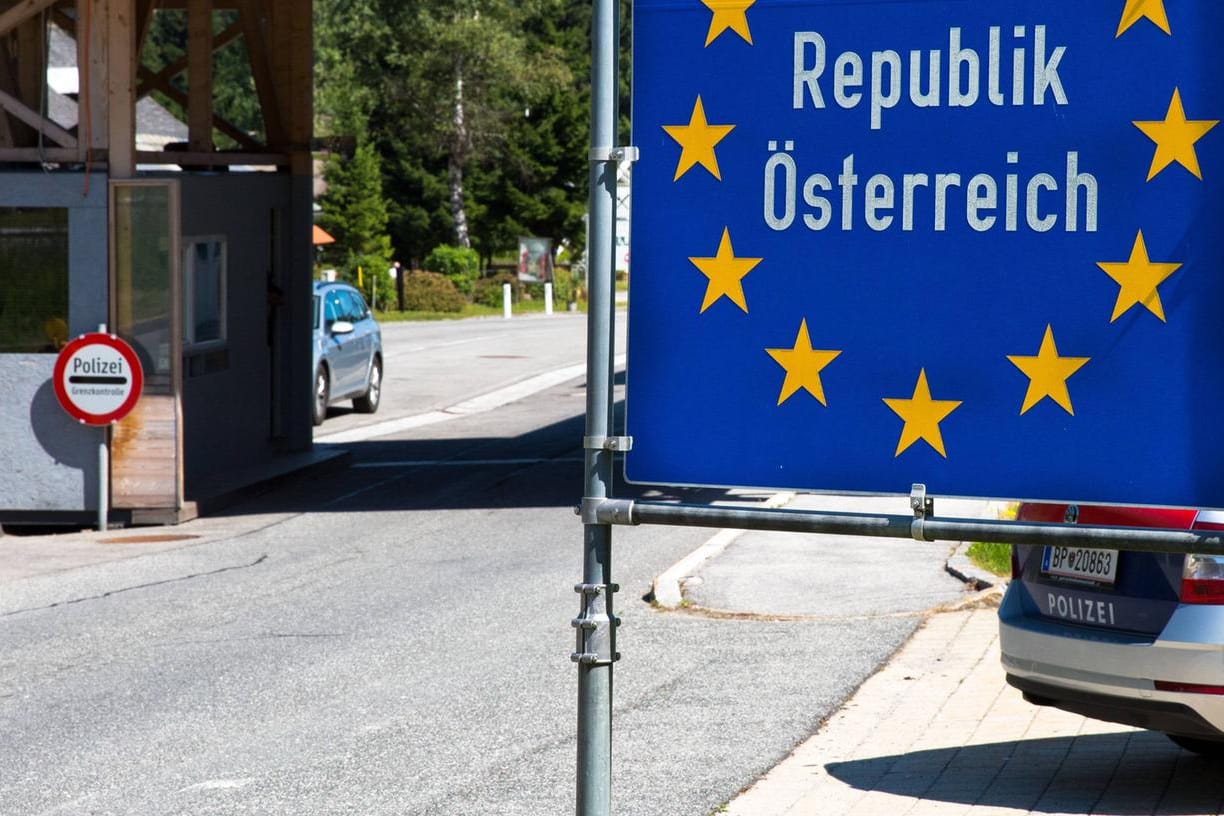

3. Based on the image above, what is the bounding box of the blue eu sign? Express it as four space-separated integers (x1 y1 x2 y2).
625 0 1224 508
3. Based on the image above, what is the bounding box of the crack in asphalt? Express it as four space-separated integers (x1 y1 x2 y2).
0 555 270 618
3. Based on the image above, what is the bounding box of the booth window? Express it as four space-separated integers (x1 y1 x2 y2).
0 207 69 353
183 237 226 349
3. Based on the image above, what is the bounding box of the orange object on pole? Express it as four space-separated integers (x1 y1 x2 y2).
312 224 336 245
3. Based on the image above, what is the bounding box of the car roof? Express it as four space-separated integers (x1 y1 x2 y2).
314 281 358 294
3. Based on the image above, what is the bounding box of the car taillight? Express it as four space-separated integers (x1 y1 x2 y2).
1183 512 1224 604
1155 680 1224 695
1181 554 1224 604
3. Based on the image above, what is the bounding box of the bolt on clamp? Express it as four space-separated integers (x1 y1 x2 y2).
571 582 621 665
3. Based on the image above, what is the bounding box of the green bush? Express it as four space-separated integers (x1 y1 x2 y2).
343 254 396 311
423 245 481 297
520 268 575 304
473 272 523 308
402 271 465 312
553 265 575 304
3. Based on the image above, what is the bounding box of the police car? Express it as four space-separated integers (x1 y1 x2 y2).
1000 503 1224 756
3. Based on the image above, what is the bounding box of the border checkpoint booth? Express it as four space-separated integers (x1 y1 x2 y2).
0 0 318 525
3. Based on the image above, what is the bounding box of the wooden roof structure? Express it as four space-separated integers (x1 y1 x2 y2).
0 0 311 178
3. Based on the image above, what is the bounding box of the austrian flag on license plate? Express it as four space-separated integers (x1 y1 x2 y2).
1042 546 1119 584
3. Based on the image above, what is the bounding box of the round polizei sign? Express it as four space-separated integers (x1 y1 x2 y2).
53 333 144 425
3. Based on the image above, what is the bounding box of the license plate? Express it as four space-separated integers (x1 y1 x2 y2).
1041 545 1119 585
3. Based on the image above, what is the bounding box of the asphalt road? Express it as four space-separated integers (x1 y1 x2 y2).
0 313 972 815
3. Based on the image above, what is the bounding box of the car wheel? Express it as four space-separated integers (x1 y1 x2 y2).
353 357 382 414
1166 733 1224 758
312 366 329 426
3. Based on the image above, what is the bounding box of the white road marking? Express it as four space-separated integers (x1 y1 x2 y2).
315 355 626 444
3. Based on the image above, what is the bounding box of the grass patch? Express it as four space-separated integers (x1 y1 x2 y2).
375 298 588 322
965 541 1012 577
963 502 1019 577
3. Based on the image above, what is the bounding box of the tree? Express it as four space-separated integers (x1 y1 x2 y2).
318 142 395 306
388 1 570 249
314 0 602 264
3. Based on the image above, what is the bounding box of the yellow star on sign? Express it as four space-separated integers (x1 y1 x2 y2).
701 0 756 46
1096 230 1182 322
1133 89 1219 181
1007 325 1090 416
765 319 841 406
1117 0 1171 37
689 227 761 313
662 96 735 181
883 369 962 458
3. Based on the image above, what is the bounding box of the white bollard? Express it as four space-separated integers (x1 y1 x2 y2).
503 283 512 319
544 282 553 315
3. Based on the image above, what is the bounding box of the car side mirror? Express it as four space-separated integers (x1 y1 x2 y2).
330 320 355 335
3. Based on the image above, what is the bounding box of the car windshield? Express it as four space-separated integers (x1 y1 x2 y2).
340 290 368 321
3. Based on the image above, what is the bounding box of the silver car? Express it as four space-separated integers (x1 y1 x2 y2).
311 281 383 426
999 502 1224 757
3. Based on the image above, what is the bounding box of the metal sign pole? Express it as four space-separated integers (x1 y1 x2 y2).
576 0 620 813
98 322 109 532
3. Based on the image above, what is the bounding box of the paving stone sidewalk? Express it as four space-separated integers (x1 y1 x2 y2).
726 608 1224 816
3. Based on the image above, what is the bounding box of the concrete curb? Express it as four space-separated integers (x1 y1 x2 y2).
650 492 795 608
651 496 1007 610
944 541 1000 591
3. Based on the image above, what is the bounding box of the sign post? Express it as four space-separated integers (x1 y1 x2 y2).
575 0 622 813
576 3 1224 813
53 328 144 531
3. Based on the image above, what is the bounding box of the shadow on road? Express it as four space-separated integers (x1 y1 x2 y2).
213 393 756 516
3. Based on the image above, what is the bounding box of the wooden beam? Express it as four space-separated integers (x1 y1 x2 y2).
292 0 312 161
0 146 91 162
134 0 154 54
0 85 77 146
186 0 211 151
135 148 285 165
107 0 135 176
51 5 76 35
138 65 261 149
234 0 282 145
0 0 59 39
154 0 242 8
0 99 15 147
15 18 43 133
78 0 109 153
269 0 311 159
134 21 240 99
0 41 19 147
0 69 14 147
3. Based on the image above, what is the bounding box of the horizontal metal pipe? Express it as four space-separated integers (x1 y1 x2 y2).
920 519 1224 555
596 499 1224 556
622 500 913 538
